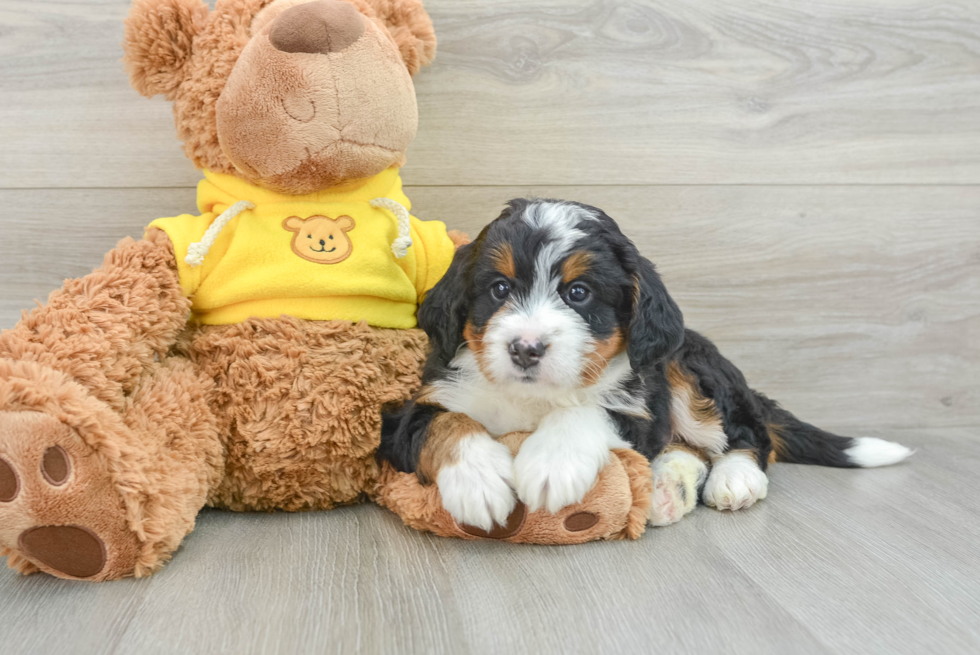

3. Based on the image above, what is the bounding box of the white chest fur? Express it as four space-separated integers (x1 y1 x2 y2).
429 361 554 435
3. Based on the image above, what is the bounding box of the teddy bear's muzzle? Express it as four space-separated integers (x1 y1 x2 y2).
215 0 418 194
269 0 365 55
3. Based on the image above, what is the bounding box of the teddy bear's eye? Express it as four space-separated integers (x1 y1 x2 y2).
307 234 312 239
329 235 334 240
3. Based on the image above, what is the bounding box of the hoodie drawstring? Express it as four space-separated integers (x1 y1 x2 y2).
185 200 255 268
370 197 413 258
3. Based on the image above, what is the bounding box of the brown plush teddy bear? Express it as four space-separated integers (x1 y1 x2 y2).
0 0 453 581
0 0 652 582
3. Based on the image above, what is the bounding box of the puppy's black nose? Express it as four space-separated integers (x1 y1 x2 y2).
509 339 545 369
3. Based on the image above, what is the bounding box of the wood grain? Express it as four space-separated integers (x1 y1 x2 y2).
2 0 980 188
1 0 978 653
2 185 975 431
1 428 977 655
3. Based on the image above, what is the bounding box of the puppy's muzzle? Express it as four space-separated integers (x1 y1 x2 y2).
508 338 546 370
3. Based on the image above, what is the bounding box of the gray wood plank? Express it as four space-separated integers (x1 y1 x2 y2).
1 429 976 655
409 184 980 431
2 185 975 430
2 0 980 188
709 427 980 654
1 2 977 652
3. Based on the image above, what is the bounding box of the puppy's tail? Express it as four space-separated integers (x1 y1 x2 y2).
763 402 912 468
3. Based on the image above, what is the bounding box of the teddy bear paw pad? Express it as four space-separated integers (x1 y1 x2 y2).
18 525 106 579
0 411 139 580
563 511 600 532
459 502 527 539
0 456 18 502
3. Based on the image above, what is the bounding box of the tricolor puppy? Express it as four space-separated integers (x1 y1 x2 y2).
379 199 912 532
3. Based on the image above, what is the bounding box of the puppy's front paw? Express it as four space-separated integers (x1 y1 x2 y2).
514 433 609 514
436 435 516 532
703 451 768 511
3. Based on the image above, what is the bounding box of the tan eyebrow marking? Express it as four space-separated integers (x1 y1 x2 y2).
489 243 516 278
562 250 593 283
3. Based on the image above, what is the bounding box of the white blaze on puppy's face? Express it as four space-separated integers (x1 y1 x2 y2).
478 201 606 393
482 296 592 390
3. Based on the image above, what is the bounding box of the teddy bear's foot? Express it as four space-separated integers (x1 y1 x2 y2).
0 412 141 580
376 436 654 543
648 448 708 527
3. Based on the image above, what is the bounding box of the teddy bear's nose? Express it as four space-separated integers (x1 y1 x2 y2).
268 0 365 55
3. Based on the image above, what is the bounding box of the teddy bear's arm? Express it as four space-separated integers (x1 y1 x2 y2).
0 229 189 412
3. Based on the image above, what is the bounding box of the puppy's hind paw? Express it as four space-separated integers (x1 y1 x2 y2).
648 449 707 527
703 451 768 511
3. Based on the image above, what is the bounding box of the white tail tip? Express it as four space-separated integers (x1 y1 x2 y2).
846 437 913 467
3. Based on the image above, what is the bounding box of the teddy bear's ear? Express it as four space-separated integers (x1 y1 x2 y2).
357 0 436 75
123 0 209 99
336 216 355 231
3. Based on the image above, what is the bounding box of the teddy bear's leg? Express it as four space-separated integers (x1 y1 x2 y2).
0 229 188 412
0 357 221 581
0 231 221 580
648 444 709 527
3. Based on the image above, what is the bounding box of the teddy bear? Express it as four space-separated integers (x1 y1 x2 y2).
0 0 456 581
0 0 653 582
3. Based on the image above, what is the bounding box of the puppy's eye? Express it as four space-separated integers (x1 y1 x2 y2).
490 280 511 301
566 283 591 304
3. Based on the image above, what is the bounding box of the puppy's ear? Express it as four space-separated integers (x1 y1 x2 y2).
627 256 685 369
595 210 685 368
418 242 475 364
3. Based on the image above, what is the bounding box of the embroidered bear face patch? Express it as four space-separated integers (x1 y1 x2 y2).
283 215 355 264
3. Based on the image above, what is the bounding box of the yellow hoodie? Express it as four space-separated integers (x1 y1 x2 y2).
148 168 455 328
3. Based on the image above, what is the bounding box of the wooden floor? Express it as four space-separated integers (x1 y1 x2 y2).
1 0 978 653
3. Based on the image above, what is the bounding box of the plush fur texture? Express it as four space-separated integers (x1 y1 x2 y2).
216 0 421 192
374 432 651 543
124 0 436 193
0 231 188 413
0 0 443 581
184 317 429 512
